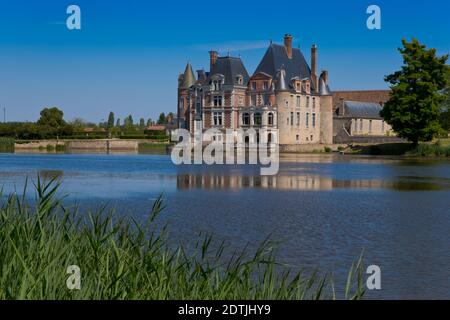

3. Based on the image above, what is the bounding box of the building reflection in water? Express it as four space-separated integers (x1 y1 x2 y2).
177 174 446 191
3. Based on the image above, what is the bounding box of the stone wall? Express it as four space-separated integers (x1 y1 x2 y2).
280 143 346 153
15 139 139 151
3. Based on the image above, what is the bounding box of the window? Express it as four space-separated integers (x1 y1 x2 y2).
213 96 222 106
354 119 358 132
290 112 294 126
268 112 274 126
263 94 270 106
296 112 300 126
254 113 262 126
212 80 222 91
306 113 309 128
236 75 243 85
312 113 316 127
296 96 301 108
285 100 289 108
242 113 250 125
263 81 269 90
306 96 310 108
213 112 223 126
251 82 257 90
179 98 184 111
296 135 299 141
369 120 373 133
312 97 316 110
251 95 257 106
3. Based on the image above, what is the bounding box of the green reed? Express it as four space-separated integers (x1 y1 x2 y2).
0 137 15 153
0 177 365 300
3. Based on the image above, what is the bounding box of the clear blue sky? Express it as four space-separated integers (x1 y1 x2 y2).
0 0 449 123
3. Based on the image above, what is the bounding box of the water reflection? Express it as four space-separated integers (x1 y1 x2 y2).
177 173 450 191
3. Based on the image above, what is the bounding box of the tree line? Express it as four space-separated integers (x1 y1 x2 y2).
0 108 175 140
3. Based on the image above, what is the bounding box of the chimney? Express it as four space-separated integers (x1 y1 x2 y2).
284 34 293 59
339 98 345 117
209 51 218 70
311 45 318 89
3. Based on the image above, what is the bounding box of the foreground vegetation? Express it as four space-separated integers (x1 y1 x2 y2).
0 178 365 300
0 137 14 153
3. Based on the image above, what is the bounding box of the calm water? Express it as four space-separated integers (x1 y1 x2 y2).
1 151 449 299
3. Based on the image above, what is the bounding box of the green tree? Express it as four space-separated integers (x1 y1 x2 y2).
439 66 450 132
380 39 448 146
107 112 115 129
139 118 145 128
166 112 175 124
116 118 121 127
123 115 134 129
147 118 153 126
37 107 66 128
157 112 166 125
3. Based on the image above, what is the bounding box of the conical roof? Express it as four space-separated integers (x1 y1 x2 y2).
275 67 288 91
318 75 331 95
180 62 196 88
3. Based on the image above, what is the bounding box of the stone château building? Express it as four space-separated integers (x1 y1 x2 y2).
177 34 334 145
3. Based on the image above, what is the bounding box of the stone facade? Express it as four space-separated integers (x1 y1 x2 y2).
177 35 333 145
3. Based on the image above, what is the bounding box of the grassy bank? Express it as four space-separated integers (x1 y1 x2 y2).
0 178 365 300
0 137 15 153
347 139 450 157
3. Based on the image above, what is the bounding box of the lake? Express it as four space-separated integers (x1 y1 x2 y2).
0 151 449 299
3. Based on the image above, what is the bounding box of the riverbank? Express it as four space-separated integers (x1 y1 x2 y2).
0 178 365 300
13 139 172 152
7 138 450 159
342 139 450 157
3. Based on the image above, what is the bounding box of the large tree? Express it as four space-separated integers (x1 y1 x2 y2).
37 107 66 128
157 112 166 125
380 39 448 146
439 66 450 131
107 112 115 129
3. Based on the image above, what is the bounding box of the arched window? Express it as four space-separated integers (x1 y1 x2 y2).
242 113 250 125
254 113 262 126
268 112 274 126
268 133 273 144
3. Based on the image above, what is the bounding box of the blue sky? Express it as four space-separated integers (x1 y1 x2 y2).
0 0 449 123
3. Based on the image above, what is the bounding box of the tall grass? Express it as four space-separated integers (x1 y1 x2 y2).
410 142 450 157
0 177 365 300
0 137 15 153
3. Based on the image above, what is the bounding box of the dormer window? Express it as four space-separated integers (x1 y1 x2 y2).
251 82 257 90
263 81 269 90
212 80 222 91
236 75 243 85
211 75 224 91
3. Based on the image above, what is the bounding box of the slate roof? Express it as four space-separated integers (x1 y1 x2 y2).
206 56 250 86
318 75 331 95
180 63 196 89
254 43 313 91
344 101 383 119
